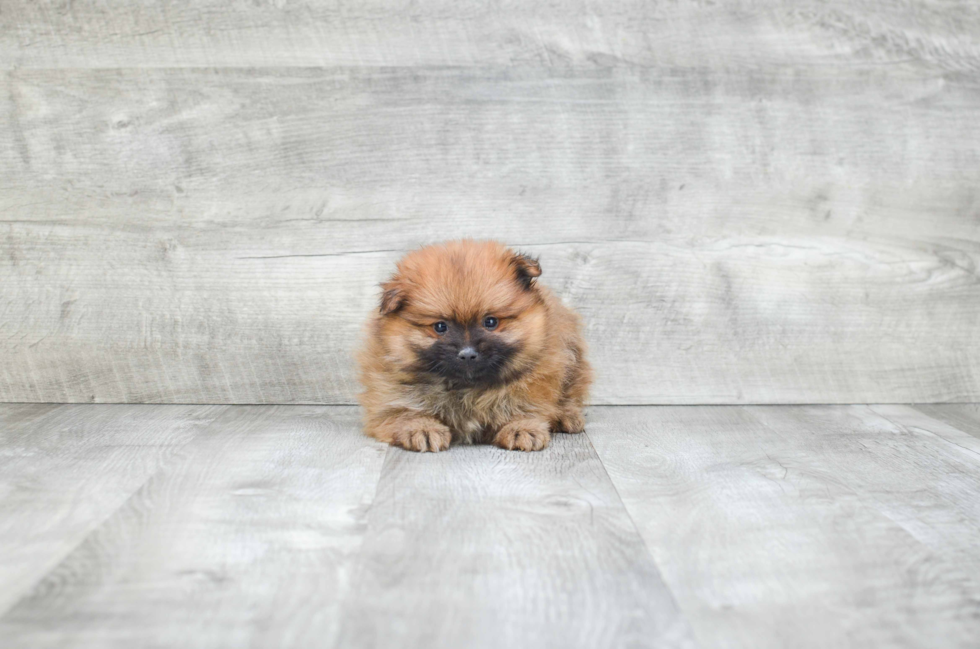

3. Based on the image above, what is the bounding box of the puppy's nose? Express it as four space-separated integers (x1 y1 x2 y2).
457 347 480 362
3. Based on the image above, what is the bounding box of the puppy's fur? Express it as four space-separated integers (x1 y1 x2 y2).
357 240 592 452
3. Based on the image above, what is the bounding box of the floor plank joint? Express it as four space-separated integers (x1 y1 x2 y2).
2 404 980 648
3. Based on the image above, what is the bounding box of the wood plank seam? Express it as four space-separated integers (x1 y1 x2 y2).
871 405 980 465
0 405 232 618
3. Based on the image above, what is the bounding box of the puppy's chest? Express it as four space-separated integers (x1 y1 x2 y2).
410 385 519 432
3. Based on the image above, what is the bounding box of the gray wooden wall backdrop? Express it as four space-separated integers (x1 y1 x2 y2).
2 1 979 405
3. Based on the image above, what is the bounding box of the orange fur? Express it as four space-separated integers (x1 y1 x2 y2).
357 240 592 452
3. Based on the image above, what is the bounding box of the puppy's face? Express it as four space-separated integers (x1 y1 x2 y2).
376 241 547 390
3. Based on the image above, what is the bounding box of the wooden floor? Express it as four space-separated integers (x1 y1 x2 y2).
1 404 979 648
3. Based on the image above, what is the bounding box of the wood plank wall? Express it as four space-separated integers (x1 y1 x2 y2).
2 1 979 404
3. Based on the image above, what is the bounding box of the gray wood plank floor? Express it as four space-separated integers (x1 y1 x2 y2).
2 403 979 648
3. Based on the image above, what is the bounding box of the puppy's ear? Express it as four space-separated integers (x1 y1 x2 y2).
379 279 406 315
512 253 542 290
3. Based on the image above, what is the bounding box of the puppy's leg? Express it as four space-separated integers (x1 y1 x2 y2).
493 417 551 452
553 349 591 434
369 413 452 453
552 405 585 434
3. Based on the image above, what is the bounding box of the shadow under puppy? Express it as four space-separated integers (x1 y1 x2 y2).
357 240 592 452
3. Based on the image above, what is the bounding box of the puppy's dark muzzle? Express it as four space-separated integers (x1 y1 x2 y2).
412 335 519 389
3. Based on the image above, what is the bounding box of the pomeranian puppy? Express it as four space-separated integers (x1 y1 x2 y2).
357 240 592 452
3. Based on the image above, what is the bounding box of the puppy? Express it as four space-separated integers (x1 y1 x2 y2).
357 240 592 452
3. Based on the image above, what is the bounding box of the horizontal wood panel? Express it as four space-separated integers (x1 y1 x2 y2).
2 66 979 403
2 0 979 70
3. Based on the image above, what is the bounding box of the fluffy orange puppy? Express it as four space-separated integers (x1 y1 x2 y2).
357 240 592 452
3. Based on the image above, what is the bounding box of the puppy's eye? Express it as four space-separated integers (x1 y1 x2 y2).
433 322 448 334
483 316 499 330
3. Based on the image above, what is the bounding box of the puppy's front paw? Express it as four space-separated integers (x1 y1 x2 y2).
390 418 452 453
494 419 550 452
553 407 585 434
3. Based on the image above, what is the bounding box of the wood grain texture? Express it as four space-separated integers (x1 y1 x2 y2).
336 433 695 649
3 404 980 647
763 405 980 574
2 0 979 70
0 403 226 617
588 405 980 649
872 404 980 460
3 64 979 404
915 404 980 441
0 406 388 648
